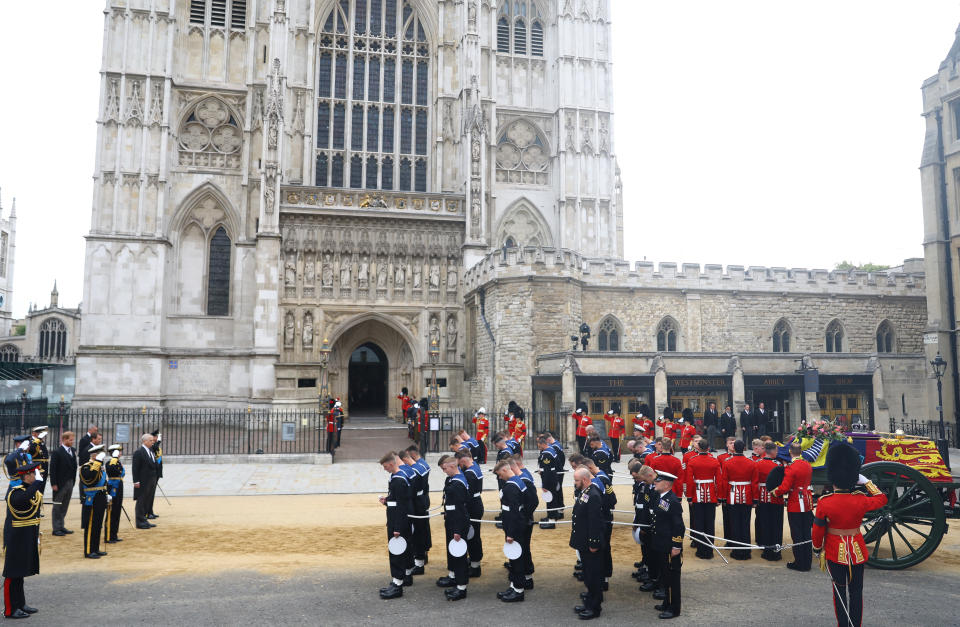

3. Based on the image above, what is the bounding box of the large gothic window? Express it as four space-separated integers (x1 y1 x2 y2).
597 316 623 352
656 317 678 352
316 0 430 192
772 318 792 353
495 120 549 185
0 344 20 362
206 227 231 316
497 1 544 57
876 320 896 353
825 319 844 353
38 318 67 360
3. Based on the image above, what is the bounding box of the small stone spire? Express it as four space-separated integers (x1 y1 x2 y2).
10 197 16 218
50 281 58 309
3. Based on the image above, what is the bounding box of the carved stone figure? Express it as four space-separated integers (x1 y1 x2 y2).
284 259 296 287
468 1 477 29
429 315 441 347
340 261 351 287
394 264 405 287
321 254 333 287
581 116 594 153
302 313 314 349
442 101 455 140
398 345 413 390
598 116 610 153
358 256 369 289
413 264 422 289
447 267 458 289
429 264 440 289
446 315 458 350
304 257 315 285
471 135 481 162
284 312 295 348
565 113 576 151
377 261 387 288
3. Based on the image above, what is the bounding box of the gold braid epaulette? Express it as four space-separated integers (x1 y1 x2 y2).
79 461 103 487
6 486 41 522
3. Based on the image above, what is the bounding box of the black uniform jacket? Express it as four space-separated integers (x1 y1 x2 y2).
442 474 470 537
385 471 413 537
650 489 686 552
3 481 41 578
569 482 605 551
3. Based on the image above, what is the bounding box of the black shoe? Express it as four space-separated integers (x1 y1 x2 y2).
499 588 524 603
137 524 152 529
379 583 403 599
634 561 642 568
411 565 425 575
147 514 158 519
148 523 157 528
495 522 503 529
468 567 481 578
578 609 601 620
112 538 123 542
52 530 66 536
786 562 810 572
6 609 29 619
574 561 583 570
521 579 533 590
652 591 666 600
573 571 584 581
85 554 101 559
402 575 413 587
503 561 510 569
639 582 657 592
655 603 667 611
574 605 588 613
106 539 116 544
445 588 467 601
659 610 678 619
539 522 556 530
436 576 457 587
63 529 74 534
96 551 107 556
19 606 37 614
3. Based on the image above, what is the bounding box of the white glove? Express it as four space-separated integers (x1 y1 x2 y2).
857 474 869 485
157 433 162 442
96 452 106 462
38 431 47 440
112 450 120 458
18 440 29 451
34 469 42 482
107 495 112 503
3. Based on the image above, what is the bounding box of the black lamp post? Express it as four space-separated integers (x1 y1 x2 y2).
19 388 27 433
318 338 331 453
428 339 440 453
931 352 947 442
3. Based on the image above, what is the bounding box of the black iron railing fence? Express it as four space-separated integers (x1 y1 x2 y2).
888 417 957 450
418 409 573 453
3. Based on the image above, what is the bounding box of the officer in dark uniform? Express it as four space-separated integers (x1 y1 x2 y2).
436 455 470 601
4 436 32 490
579 457 615 590
148 430 163 519
455 450 483 576
536 435 561 529
104 444 125 544
379 451 414 599
79 444 109 559
649 471 685 619
408 445 433 562
546 432 566 515
570 467 605 620
493 460 527 602
630 462 658 585
26 427 49 492
2 461 42 619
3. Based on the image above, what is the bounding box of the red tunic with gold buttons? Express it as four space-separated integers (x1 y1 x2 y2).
678 423 697 450
473 415 489 442
607 414 625 439
575 413 593 437
775 458 813 512
720 454 757 505
634 416 655 441
753 457 785 505
505 413 517 438
685 452 722 503
514 420 527 446
648 453 684 498
811 489 888 565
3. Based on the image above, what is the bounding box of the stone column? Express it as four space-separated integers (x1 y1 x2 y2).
732 366 744 412
654 368 667 438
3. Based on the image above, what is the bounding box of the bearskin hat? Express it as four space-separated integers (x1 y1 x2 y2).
765 465 785 492
662 407 673 420
638 403 650 417
681 408 694 421
826 441 861 490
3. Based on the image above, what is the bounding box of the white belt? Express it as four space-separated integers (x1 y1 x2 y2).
635 503 644 509
502 505 510 511
695 479 715 484
729 481 750 486
386 501 397 507
416 490 424 496
445 505 456 511
473 492 482 498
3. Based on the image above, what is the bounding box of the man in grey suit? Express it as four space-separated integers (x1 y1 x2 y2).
48 431 77 536
132 434 159 529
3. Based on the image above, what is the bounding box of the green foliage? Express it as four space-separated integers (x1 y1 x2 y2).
834 261 891 272
13 325 25 336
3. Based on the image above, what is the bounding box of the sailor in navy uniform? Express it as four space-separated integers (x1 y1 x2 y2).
570 467 606 620
436 455 471 601
587 435 614 477
537 435 561 529
408 446 433 563
379 451 414 599
455 450 484 576
546 432 567 515
511 456 538 591
649 471 685 619
398 449 429 573
494 460 527 602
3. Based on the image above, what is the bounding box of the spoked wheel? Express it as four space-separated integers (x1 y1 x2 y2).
859 461 946 570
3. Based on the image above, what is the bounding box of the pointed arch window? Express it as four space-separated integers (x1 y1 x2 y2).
0 344 20 362
38 318 67 360
177 97 243 169
772 319 792 353
876 320 896 353
496 119 550 185
207 227 231 316
316 0 430 191
656 317 678 352
497 1 544 57
825 319 844 353
597 316 623 352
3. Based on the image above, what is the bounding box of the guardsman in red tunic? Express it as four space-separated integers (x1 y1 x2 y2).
605 410 626 462
657 409 676 442
753 441 785 561
325 403 338 455
680 436 701 500
473 407 490 463
513 416 527 448
647 438 684 499
684 439 721 559
717 436 737 538
677 418 697 453
720 440 756 560
773 441 816 572
396 387 412 418
574 408 593 454
811 442 887 627
635 413 655 441
504 411 517 439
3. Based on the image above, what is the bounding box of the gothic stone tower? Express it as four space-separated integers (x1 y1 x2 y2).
76 0 619 411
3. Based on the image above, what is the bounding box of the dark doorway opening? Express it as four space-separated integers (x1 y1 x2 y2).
348 342 388 416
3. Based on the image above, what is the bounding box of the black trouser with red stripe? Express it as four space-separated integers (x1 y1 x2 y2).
3 578 24 617
83 493 107 556
609 438 620 462
828 561 863 627
788 511 813 570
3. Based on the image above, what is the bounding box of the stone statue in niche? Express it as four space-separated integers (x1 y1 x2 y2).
394 263 405 287
413 263 422 289
284 312 295 348
429 264 440 289
447 267 458 289
321 254 333 287
302 313 314 349
429 315 441 347
446 315 457 350
399 345 413 390
471 135 481 163
442 101 455 140
565 114 576 151
304 257 315 285
358 256 369 289
340 260 351 287
468 1 477 29
377 261 387 288
599 116 610 153
284 259 297 287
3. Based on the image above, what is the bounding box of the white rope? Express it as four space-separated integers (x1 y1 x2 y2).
407 512 444 519
483 504 572 514
688 530 730 564
828 574 854 627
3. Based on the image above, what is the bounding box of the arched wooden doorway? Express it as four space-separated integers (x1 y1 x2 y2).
348 342 389 416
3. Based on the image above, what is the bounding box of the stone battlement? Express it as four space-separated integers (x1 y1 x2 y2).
463 248 925 297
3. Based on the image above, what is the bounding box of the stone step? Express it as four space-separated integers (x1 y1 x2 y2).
333 426 415 461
